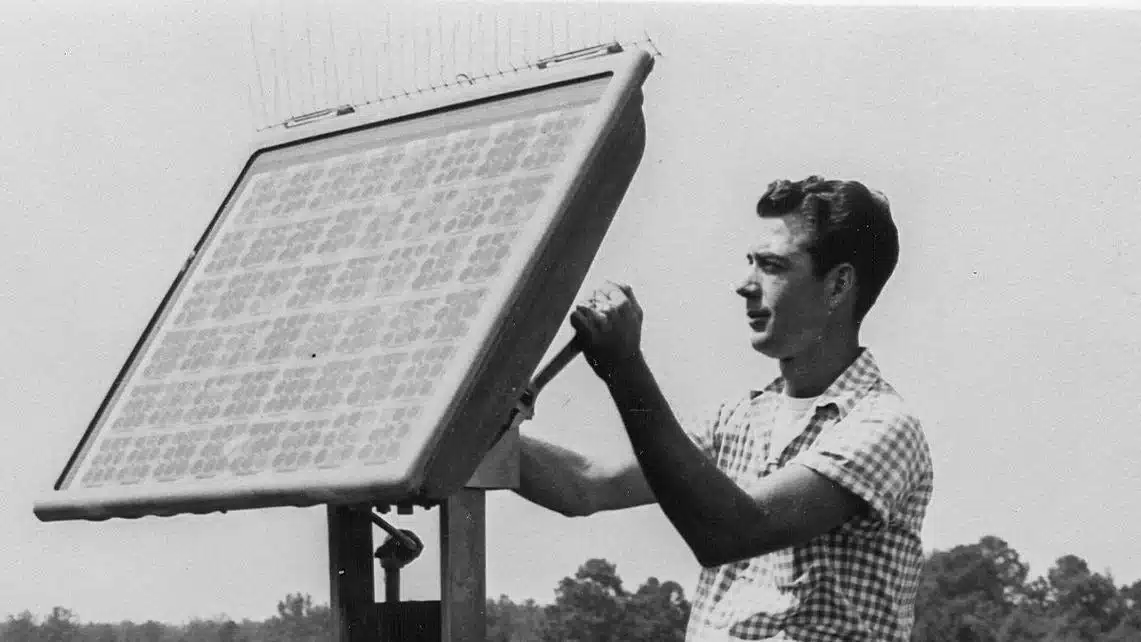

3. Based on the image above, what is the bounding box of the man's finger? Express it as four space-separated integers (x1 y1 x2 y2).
569 306 596 339
611 281 639 308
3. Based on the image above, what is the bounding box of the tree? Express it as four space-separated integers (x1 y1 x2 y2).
4 611 40 642
617 577 690 642
137 621 165 642
216 621 241 642
543 559 628 642
540 559 691 642
912 536 1029 641
486 595 548 642
41 607 81 642
263 594 330 642
84 623 118 642
1036 555 1127 641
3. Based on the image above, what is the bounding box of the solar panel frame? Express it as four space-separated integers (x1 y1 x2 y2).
35 50 653 522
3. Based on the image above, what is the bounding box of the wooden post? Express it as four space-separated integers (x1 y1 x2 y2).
439 489 486 642
328 503 376 642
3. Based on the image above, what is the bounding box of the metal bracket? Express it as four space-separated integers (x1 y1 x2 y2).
482 338 582 454
284 104 357 129
537 43 624 69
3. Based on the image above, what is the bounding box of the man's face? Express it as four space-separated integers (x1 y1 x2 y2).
737 213 835 359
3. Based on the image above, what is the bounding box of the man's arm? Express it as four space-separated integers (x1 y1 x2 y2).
514 431 656 517
571 282 866 568
600 352 866 567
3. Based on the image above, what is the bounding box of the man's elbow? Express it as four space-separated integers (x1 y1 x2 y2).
512 479 597 518
691 532 790 568
554 502 597 518
693 542 747 569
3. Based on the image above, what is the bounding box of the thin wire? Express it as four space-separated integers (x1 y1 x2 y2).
508 15 516 71
374 19 382 103
307 23 317 112
406 31 415 95
357 26 367 103
279 2 293 117
384 17 392 100
246 79 257 132
438 12 446 86
478 13 487 78
426 25 435 90
271 70 281 130
248 16 268 129
470 12 477 79
411 22 420 93
568 6 575 51
612 5 618 46
493 11 501 75
268 41 281 125
327 2 342 106
597 1 603 46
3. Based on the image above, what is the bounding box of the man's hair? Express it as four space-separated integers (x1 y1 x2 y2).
756 176 899 323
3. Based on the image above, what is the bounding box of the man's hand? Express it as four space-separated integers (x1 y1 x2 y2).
569 280 644 378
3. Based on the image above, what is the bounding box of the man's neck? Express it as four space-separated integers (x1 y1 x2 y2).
778 332 861 398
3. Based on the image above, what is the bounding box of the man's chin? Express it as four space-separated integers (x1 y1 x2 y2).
749 335 781 358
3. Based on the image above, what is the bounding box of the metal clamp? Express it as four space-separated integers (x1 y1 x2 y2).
487 338 583 449
370 510 424 604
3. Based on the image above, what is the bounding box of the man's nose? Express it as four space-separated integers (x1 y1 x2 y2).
736 275 761 298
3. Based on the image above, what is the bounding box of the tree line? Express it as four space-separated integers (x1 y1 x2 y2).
4 535 1140 641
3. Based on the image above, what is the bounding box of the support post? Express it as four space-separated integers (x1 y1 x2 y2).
328 503 376 642
440 488 486 642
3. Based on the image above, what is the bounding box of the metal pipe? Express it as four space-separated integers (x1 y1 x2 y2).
368 510 420 552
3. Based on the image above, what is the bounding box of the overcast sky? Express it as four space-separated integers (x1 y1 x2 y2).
3 0 1140 626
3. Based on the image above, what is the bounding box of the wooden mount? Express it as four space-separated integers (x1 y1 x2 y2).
328 425 520 641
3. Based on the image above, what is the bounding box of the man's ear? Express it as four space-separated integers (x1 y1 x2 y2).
828 263 856 311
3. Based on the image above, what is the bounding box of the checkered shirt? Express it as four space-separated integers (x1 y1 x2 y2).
683 349 933 642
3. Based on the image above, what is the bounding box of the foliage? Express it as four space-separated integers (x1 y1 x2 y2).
4 541 1141 642
539 558 690 642
0 599 325 642
263 594 330 642
912 539 1141 641
486 595 546 642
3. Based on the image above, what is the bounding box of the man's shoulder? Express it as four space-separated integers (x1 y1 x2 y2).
845 378 934 475
861 378 922 424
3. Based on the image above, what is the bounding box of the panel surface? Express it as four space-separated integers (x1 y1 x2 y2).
37 52 652 521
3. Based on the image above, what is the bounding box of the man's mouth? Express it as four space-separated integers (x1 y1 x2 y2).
747 312 770 329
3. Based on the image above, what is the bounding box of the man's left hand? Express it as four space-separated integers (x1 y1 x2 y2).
569 280 644 377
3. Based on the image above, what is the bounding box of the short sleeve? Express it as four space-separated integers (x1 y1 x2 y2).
791 402 930 525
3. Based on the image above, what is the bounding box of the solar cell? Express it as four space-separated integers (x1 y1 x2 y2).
36 51 653 521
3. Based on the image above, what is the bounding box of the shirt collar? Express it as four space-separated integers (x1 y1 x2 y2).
751 348 882 417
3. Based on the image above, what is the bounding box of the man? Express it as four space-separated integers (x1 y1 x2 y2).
516 176 933 641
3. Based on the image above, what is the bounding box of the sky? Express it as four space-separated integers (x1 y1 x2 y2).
3 0 1141 626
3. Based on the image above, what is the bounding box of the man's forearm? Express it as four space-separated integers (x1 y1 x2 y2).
514 433 596 517
600 353 775 566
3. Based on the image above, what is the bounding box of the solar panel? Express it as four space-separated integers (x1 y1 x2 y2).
35 51 653 522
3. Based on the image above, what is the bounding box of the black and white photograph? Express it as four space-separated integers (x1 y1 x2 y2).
2 1 1139 640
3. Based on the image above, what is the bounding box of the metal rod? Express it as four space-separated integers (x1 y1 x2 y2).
368 509 419 552
383 566 401 603
531 338 582 396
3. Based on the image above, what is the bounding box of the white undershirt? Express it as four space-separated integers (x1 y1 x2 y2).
767 393 819 463
696 395 821 642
